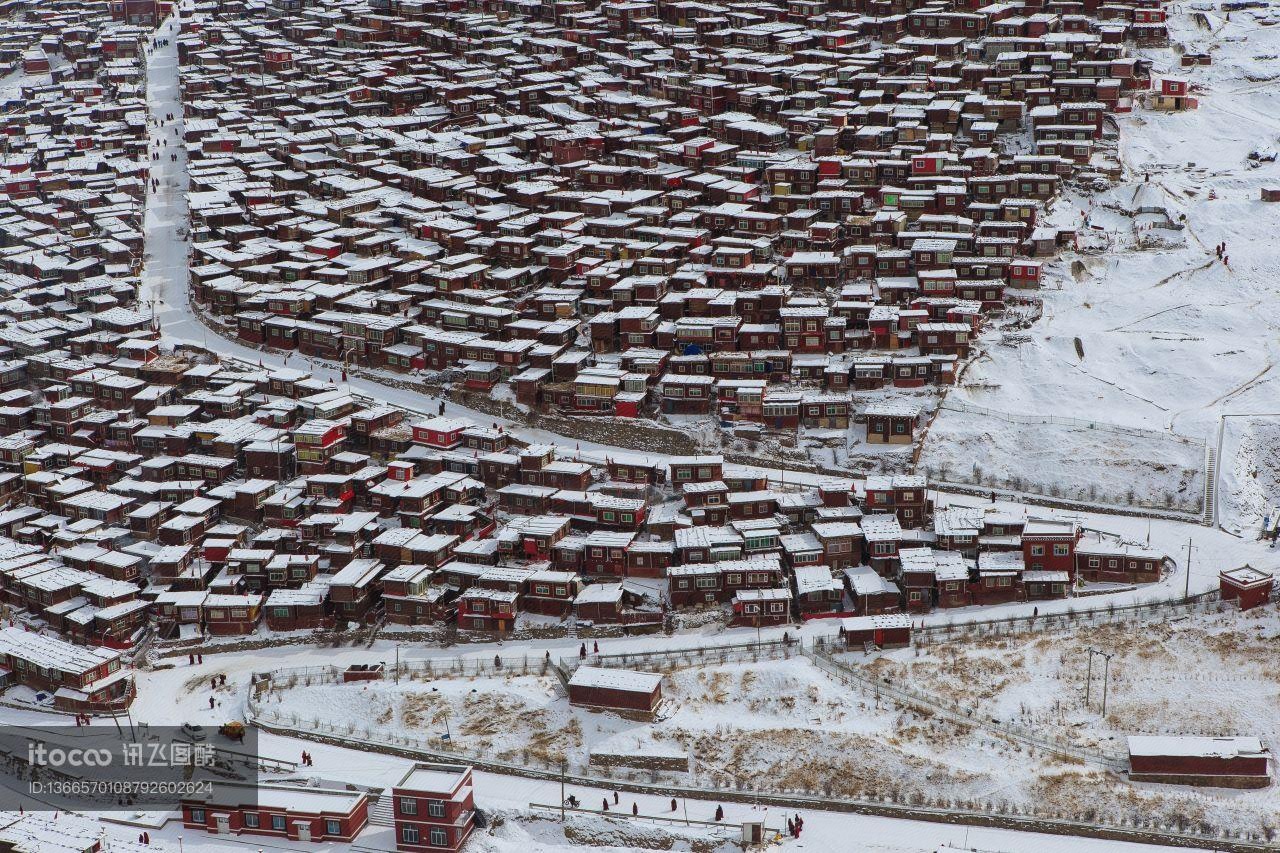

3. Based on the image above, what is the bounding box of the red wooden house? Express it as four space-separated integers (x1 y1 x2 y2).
839 612 912 649
383 564 456 625
412 417 468 450
1219 567 1273 612
264 582 331 632
568 666 664 716
731 587 792 626
1127 736 1270 788
842 566 902 615
522 569 580 616
392 764 476 853
457 588 518 632
0 626 134 712
203 593 263 635
973 551 1023 605
792 565 845 616
1021 518 1079 578
1076 541 1164 584
865 404 919 445
182 783 369 843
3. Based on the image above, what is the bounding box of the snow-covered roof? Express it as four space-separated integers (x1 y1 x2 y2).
569 665 663 693
978 550 1025 572
861 513 902 541
396 764 471 796
0 626 120 674
574 582 624 604
840 613 911 632
793 564 838 594
192 781 366 814
844 565 899 596
1022 570 1069 583
1127 736 1267 759
1219 566 1273 587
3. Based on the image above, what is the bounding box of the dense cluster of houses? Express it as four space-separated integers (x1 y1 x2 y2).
0 1 171 712
0 344 1172 677
171 0 1164 449
0 0 1186 715
0 6 153 299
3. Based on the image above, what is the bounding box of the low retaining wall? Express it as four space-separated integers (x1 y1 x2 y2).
155 621 638 659
589 752 689 772
1129 772 1271 790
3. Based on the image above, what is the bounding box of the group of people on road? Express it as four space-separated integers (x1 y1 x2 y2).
562 789 806 836
148 113 181 194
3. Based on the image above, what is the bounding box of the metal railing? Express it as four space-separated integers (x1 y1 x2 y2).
939 398 1201 442
563 636 808 676
259 652 569 691
913 587 1223 639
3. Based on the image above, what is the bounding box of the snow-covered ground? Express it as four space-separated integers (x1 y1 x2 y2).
244 601 1280 842
866 600 1280 837
919 402 1205 511
254 657 1018 801
16 636 1237 853
1221 416 1280 534
924 3 1280 527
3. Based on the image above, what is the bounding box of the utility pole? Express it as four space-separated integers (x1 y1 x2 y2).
1183 536 1193 599
560 761 566 821
1087 647 1115 716
1085 651 1094 707
1101 651 1113 717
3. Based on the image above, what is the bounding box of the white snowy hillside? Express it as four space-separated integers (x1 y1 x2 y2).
922 1 1280 532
